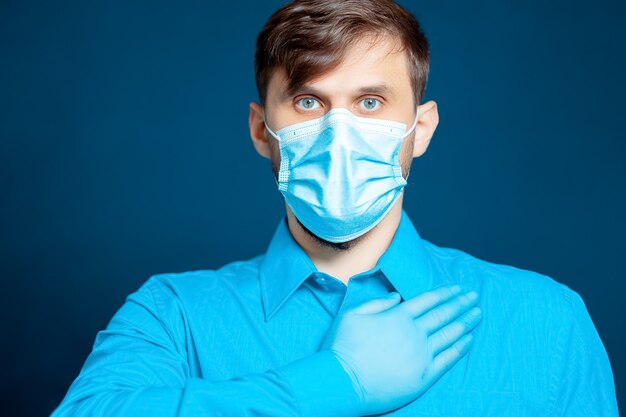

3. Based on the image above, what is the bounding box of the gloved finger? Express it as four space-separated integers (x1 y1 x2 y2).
399 285 462 319
416 291 479 334
422 333 474 388
350 292 402 315
427 307 481 357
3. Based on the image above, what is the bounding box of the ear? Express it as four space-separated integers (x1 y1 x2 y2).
249 102 271 159
412 100 439 158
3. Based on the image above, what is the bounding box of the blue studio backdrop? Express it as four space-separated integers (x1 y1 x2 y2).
0 0 624 416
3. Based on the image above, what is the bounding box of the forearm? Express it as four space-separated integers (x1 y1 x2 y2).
51 350 360 417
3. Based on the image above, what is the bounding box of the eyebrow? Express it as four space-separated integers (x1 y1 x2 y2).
356 83 396 98
283 82 397 100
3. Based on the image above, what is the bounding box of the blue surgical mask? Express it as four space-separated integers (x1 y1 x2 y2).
264 107 418 243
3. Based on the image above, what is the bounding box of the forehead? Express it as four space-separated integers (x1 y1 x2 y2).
268 35 412 100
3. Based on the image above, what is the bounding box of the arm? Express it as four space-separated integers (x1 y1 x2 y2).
549 285 619 417
50 277 359 417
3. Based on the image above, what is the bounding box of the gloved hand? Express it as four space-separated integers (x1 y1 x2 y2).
320 285 481 416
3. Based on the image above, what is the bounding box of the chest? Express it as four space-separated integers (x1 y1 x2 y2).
188 283 552 415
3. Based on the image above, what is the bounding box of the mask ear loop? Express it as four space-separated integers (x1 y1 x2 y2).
262 111 282 142
402 107 420 139
262 110 289 188
400 108 420 183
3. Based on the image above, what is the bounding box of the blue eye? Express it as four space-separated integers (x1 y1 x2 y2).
297 97 320 110
360 98 381 111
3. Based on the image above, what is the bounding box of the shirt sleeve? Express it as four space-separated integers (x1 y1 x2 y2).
549 285 620 416
50 276 360 417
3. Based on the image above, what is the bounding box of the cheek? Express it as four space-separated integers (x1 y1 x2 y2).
268 135 414 179
398 135 416 177
267 136 281 177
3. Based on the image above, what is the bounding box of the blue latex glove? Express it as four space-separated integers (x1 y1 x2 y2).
320 285 482 416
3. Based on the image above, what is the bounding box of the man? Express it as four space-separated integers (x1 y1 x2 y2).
51 0 619 416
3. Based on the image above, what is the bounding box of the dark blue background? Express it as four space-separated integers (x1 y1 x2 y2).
1 0 624 415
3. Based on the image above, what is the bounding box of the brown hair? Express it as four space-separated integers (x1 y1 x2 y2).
254 0 430 107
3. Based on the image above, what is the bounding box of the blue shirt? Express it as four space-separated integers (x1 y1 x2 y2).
51 210 619 416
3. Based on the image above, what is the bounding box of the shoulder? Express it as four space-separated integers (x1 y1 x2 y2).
420 239 599 353
135 254 265 310
421 238 579 317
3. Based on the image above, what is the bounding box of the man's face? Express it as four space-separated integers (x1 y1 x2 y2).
263 35 418 180
249 34 438 249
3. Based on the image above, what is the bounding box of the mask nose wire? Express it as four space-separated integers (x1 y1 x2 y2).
263 107 419 141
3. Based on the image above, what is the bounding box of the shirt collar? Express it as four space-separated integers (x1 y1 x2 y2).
259 209 432 322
